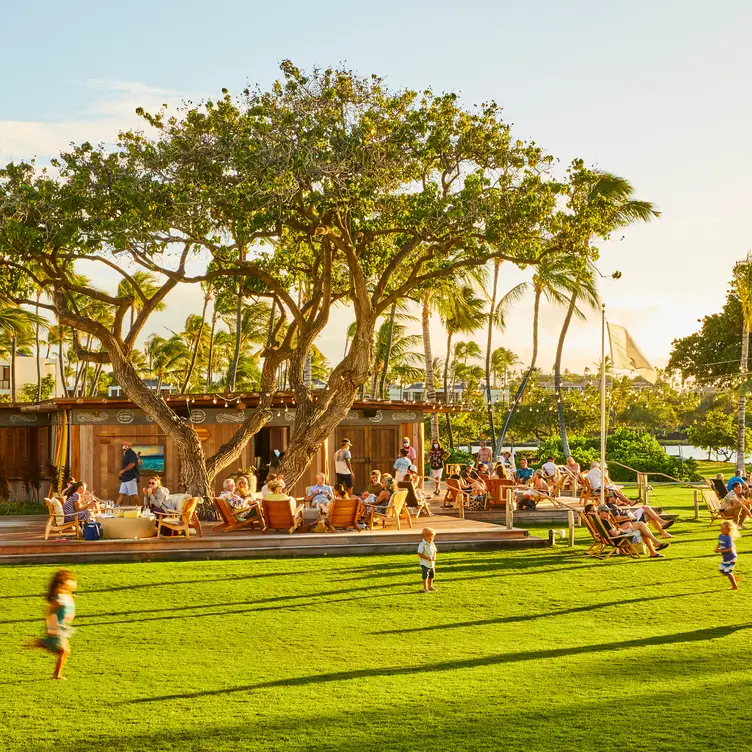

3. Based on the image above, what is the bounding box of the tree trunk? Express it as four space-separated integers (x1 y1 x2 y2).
35 293 42 402
58 326 66 397
421 291 440 441
555 292 579 458
303 351 312 389
10 336 16 403
88 363 103 397
206 309 217 391
737 325 749 475
227 284 243 392
485 261 500 446
182 293 209 393
497 289 541 454
444 330 454 450
379 303 397 398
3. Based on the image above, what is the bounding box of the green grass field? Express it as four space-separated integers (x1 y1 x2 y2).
1 484 750 752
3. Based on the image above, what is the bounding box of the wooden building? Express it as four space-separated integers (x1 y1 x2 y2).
0 395 456 500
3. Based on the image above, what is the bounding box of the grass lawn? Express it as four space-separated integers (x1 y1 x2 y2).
693 458 737 478
1 486 750 752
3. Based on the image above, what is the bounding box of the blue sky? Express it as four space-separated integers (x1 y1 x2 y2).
2 0 751 372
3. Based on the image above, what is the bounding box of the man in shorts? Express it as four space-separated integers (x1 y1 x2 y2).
334 439 354 492
116 441 141 506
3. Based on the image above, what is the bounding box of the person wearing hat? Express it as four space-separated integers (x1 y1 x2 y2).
334 439 355 492
589 502 669 559
402 437 417 463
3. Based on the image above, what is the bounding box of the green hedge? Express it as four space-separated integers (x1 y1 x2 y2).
0 501 47 516
538 428 700 482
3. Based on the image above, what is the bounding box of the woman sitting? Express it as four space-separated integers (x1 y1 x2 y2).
363 474 394 514
261 478 296 518
62 482 97 525
143 476 170 513
491 462 510 480
236 476 254 501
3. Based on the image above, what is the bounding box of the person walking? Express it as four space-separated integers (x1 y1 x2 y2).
116 441 141 506
334 439 355 492
715 520 740 590
477 441 493 466
402 437 417 463
418 528 437 593
428 440 449 496
393 448 412 482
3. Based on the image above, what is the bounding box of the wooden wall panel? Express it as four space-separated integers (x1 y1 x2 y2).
69 425 80 482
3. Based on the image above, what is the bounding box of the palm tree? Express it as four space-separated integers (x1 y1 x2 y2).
552 171 658 456
182 284 213 393
117 271 164 329
497 254 581 451
490 347 520 388
370 316 422 397
0 305 43 402
438 287 486 448
483 268 526 446
733 253 752 475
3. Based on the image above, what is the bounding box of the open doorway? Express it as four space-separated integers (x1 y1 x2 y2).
254 426 290 485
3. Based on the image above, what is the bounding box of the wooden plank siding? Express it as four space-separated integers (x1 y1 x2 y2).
0 426 50 481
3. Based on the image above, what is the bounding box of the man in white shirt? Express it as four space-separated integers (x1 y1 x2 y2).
541 456 558 480
587 462 630 504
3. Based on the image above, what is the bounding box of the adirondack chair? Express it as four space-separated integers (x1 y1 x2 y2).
326 497 362 532
701 488 735 527
398 481 432 519
443 478 469 519
589 513 642 559
262 497 305 534
371 489 411 530
43 497 80 541
157 496 200 538
579 474 595 505
153 494 203 537
213 497 263 532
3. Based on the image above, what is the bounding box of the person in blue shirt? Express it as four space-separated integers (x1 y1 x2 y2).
715 520 740 590
393 448 412 481
515 458 534 484
727 475 746 492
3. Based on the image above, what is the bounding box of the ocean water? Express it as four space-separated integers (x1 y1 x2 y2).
139 457 165 472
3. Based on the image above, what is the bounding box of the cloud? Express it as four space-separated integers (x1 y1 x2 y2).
0 79 192 163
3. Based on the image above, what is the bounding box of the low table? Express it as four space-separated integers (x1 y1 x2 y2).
96 515 156 540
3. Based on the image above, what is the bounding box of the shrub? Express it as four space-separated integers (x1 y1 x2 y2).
0 501 47 515
538 429 700 482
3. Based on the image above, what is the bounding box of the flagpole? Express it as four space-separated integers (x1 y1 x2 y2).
600 304 606 508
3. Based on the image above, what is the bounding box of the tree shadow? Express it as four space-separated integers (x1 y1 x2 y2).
129 621 752 704
373 590 717 634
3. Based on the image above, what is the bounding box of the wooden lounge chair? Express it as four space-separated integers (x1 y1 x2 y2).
580 512 607 558
43 497 80 541
213 497 263 532
589 513 642 560
579 474 595 506
486 478 514 507
157 496 200 538
701 488 735 527
398 481 432 519
326 497 362 532
708 478 728 500
371 489 411 530
443 478 469 519
262 498 305 534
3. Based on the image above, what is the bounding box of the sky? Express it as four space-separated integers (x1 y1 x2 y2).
2 0 751 375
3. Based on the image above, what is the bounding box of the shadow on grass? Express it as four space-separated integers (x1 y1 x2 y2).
129 621 752 704
373 590 717 634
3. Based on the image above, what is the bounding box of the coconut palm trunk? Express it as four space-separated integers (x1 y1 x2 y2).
737 325 749 475
35 292 42 402
485 261 500 446
182 292 210 393
555 291 579 457
10 336 16 403
378 303 397 398
58 327 66 396
421 291 440 441
444 330 454 449
227 288 243 392
206 309 217 391
497 288 542 452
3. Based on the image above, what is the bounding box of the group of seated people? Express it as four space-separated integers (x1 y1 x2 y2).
584 501 672 558
717 473 752 529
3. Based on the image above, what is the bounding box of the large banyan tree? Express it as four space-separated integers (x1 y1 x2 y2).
0 61 578 496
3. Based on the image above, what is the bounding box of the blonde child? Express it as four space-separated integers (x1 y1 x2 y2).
418 527 437 593
715 521 741 590
27 569 77 679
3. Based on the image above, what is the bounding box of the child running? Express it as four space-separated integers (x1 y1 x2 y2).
418 527 437 593
27 569 77 679
715 521 740 591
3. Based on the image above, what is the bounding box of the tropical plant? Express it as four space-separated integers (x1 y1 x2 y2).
0 305 43 402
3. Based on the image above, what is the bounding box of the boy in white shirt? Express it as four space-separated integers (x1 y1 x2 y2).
417 527 437 593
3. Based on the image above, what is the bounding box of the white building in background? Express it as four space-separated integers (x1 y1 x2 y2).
0 355 65 399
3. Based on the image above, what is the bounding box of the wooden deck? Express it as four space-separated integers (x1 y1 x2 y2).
0 502 546 564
